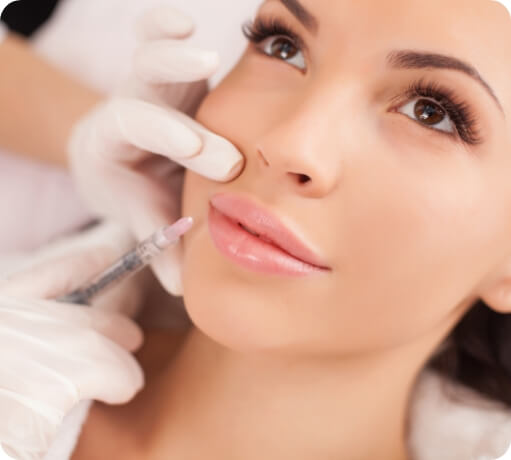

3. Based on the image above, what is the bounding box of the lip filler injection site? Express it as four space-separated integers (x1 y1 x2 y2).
59 1 511 459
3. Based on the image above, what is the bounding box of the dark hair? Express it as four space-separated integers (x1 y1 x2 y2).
1 0 59 37
427 299 511 408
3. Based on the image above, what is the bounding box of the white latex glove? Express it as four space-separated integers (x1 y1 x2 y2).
0 246 145 460
68 5 244 296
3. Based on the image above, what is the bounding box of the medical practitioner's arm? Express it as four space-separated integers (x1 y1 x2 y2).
0 28 102 166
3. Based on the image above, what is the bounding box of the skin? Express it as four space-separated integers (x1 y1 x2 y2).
0 34 102 166
73 1 511 459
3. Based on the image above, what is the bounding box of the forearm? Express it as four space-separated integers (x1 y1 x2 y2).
0 32 103 167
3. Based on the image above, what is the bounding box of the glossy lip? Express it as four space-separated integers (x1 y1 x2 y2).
209 193 331 270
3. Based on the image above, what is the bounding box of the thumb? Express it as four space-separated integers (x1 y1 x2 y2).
135 5 195 42
151 242 184 297
0 247 117 300
126 201 185 297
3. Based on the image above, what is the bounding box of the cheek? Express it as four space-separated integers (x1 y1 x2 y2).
194 65 255 135
296 136 505 352
335 159 497 332
194 57 296 139
194 89 232 135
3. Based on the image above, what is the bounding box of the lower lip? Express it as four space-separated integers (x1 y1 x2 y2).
207 204 326 276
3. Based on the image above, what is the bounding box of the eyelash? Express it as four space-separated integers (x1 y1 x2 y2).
241 16 483 146
242 16 306 58
395 78 483 145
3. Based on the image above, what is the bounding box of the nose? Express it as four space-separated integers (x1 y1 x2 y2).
252 96 343 199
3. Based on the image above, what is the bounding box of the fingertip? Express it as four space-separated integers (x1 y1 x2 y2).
122 319 145 353
167 276 184 297
224 158 245 182
96 356 145 404
152 247 184 297
136 6 195 41
199 50 220 72
91 311 145 352
177 132 245 182
134 42 220 84
128 324 145 353
108 98 203 160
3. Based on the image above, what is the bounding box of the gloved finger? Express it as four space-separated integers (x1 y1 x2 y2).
73 337 145 404
2 442 44 460
0 400 58 459
162 108 246 181
135 5 195 41
78 98 202 163
117 176 185 296
119 190 184 297
116 75 209 121
119 183 184 296
0 297 144 352
0 247 116 300
78 98 244 182
0 359 75 431
101 99 244 181
150 243 184 296
79 309 144 353
0 320 144 402
134 40 219 84
1 323 145 404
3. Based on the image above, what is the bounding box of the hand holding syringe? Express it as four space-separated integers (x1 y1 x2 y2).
56 217 194 306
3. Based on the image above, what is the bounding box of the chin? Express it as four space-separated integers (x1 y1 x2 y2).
180 216 281 353
179 172 290 353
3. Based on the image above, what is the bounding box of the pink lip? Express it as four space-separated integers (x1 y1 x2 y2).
208 193 331 276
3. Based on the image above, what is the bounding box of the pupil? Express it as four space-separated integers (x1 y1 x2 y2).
271 38 297 60
414 99 445 125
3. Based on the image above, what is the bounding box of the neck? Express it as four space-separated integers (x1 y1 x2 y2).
127 326 436 460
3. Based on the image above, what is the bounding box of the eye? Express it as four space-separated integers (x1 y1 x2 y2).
391 79 483 145
242 17 308 73
397 97 455 135
257 35 306 71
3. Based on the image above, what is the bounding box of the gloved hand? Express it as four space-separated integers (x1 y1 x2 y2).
68 5 244 296
0 245 145 460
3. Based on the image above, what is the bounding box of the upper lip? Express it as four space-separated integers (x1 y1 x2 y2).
209 193 330 269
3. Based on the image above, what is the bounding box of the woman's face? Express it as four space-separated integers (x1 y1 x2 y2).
180 0 511 356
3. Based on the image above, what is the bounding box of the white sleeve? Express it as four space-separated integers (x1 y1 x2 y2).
0 22 7 43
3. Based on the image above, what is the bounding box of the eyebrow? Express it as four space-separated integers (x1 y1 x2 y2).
275 2 505 118
386 50 505 117
279 0 318 34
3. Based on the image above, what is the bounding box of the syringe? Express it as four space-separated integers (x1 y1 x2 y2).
56 217 193 306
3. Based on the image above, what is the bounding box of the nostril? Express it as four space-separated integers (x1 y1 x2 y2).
298 174 311 184
287 172 311 184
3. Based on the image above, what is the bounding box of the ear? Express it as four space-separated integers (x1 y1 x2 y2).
478 257 511 314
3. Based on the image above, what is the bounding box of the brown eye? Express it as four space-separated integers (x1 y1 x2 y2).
257 35 307 71
414 99 446 126
269 37 299 60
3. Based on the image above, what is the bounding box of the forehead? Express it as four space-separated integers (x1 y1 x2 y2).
264 0 511 111
289 0 511 54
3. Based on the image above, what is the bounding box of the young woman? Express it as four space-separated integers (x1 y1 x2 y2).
51 0 511 458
